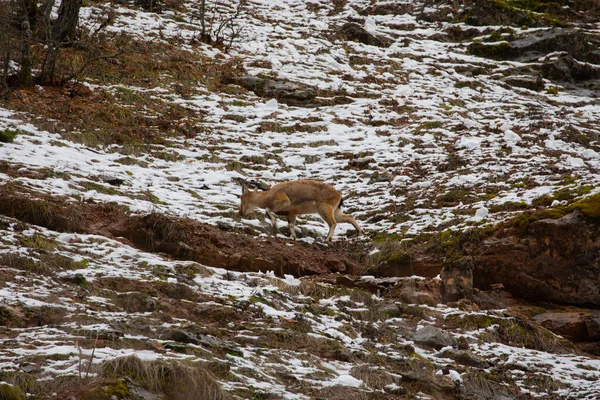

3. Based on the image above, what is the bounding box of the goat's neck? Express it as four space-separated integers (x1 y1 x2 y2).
252 190 272 209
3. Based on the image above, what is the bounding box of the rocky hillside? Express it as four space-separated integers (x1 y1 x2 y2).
1 0 600 399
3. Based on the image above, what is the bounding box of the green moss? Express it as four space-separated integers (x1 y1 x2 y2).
575 185 593 196
84 380 131 400
569 192 600 219
18 233 56 250
509 207 566 230
467 42 513 60
488 201 528 213
372 232 402 243
445 313 502 330
0 384 26 400
0 129 20 143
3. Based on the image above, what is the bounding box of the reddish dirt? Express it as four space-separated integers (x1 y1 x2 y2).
0 190 368 277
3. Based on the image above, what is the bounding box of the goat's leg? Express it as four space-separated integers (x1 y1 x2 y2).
265 209 278 235
288 214 298 239
318 206 337 242
334 208 363 236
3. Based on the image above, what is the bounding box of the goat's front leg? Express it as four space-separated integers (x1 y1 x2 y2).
288 214 297 240
265 209 278 235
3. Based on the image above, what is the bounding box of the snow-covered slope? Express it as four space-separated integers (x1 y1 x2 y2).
1 0 599 398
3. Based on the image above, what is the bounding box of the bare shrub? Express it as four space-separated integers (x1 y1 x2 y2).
191 0 246 51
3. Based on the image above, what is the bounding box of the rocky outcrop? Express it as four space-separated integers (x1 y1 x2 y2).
440 256 473 303
339 22 389 47
466 210 600 306
532 311 600 343
468 28 597 63
228 75 316 106
457 0 558 27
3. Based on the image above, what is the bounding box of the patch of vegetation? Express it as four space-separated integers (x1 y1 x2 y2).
18 233 57 251
99 355 224 399
445 312 503 330
481 315 575 353
569 192 600 219
460 370 521 400
467 42 513 60
488 201 529 213
510 208 566 230
437 188 476 207
0 384 26 400
0 129 21 143
84 379 130 400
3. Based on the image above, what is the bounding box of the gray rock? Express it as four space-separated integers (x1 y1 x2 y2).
439 348 491 368
231 75 316 106
410 325 457 349
339 22 389 48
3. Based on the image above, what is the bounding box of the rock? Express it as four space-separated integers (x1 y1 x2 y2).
440 256 473 303
468 28 599 64
470 288 512 310
375 252 443 278
586 314 600 341
227 75 316 106
579 342 600 356
500 74 545 91
532 312 590 342
467 210 600 306
438 348 491 368
339 22 389 47
390 277 442 306
410 325 457 349
541 54 600 82
334 274 400 295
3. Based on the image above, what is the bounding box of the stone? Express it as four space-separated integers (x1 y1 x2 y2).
339 22 389 47
467 210 600 306
227 75 316 106
468 28 599 65
500 74 544 91
410 325 457 350
533 312 589 342
440 256 473 303
390 277 442 306
438 348 491 368
541 54 600 82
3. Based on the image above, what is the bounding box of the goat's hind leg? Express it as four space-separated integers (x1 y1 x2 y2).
334 208 363 236
318 206 337 242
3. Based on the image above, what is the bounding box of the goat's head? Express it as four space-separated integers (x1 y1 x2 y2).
235 178 268 217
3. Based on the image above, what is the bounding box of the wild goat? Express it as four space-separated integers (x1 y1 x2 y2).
237 179 362 242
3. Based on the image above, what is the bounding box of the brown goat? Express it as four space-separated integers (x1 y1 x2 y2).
238 179 362 242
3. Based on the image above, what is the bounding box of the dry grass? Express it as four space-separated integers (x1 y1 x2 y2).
350 365 401 390
100 355 225 400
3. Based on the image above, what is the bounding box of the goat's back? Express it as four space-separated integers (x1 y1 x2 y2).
271 180 340 205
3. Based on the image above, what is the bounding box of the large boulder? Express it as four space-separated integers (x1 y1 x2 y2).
466 209 600 306
339 22 389 47
468 28 597 63
532 312 599 343
229 75 316 106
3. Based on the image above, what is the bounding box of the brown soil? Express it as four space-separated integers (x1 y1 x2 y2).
0 189 368 277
